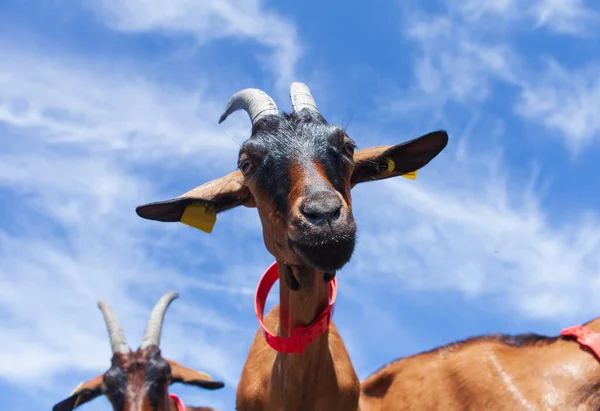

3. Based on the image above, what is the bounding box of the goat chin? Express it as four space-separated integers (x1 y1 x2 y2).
289 238 355 272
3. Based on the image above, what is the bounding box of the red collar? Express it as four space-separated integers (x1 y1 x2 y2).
254 262 337 355
560 325 600 360
169 393 185 411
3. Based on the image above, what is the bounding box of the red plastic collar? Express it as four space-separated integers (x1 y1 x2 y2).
560 325 600 360
169 393 185 411
254 262 337 355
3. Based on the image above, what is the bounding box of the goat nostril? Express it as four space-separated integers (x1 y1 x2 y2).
330 205 342 221
302 210 327 226
301 202 343 226
300 192 344 226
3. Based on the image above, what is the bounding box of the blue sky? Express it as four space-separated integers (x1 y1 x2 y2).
2 0 600 409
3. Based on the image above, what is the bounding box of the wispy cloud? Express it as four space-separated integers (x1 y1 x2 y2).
0 39 267 410
456 0 599 35
88 0 301 92
389 1 600 153
349 128 600 322
404 13 519 104
516 59 600 155
0 43 242 162
0 140 251 382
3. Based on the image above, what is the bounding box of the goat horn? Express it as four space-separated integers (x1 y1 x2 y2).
290 82 319 113
140 292 179 349
218 88 279 124
97 301 130 355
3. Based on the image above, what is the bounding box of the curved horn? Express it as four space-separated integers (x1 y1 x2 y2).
97 301 130 355
290 82 319 113
218 88 279 125
140 292 179 349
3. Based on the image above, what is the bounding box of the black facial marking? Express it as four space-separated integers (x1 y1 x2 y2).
319 129 353 198
103 357 127 411
144 346 171 409
240 110 352 218
323 272 336 282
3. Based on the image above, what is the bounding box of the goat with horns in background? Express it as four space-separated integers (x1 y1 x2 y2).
136 82 448 411
53 292 224 411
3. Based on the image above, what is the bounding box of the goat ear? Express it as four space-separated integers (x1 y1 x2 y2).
135 170 254 234
351 130 448 187
52 374 104 411
168 359 225 390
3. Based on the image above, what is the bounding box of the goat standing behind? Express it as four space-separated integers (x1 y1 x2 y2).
53 292 224 411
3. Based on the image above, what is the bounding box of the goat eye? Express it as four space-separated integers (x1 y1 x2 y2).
239 159 254 175
343 142 355 158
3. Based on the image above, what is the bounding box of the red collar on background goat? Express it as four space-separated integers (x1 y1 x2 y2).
169 393 186 411
254 262 337 355
561 325 600 360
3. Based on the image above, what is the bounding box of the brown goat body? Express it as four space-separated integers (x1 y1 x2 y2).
360 317 600 410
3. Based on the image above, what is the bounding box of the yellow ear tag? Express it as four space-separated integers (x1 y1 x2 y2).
180 203 217 234
380 157 418 180
402 170 418 180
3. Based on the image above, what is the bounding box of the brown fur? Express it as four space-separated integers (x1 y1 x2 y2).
288 161 309 211
360 318 600 410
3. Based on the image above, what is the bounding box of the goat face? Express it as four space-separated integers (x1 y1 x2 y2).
136 83 448 273
102 346 174 411
238 110 357 271
53 347 222 411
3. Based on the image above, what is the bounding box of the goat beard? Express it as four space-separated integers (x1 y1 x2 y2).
288 234 356 272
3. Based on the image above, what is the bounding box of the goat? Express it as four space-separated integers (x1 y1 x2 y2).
360 316 600 410
135 83 448 411
53 292 224 411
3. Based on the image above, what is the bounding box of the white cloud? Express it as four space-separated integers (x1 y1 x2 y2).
88 0 301 92
347 128 600 323
385 10 521 116
455 0 598 35
456 0 517 20
516 59 600 154
0 41 266 408
0 43 244 163
0 147 253 384
532 0 596 34
408 16 518 102
394 1 600 152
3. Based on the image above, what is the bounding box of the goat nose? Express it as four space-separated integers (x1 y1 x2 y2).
300 192 343 226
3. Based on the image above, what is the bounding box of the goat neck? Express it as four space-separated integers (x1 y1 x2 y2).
271 262 354 410
277 262 331 360
236 261 359 411
278 263 330 335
